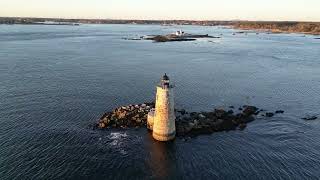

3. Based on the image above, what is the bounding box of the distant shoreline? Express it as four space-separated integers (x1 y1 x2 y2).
233 27 320 35
1 17 320 35
233 22 320 35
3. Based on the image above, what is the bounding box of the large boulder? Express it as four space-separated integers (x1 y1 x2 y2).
214 109 228 118
275 110 284 114
266 112 274 117
117 110 127 119
242 106 258 116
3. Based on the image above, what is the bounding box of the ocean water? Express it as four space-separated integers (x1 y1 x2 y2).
0 24 320 180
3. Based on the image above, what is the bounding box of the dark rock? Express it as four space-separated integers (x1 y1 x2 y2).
201 112 215 119
242 115 255 123
229 106 235 109
152 35 196 42
242 106 258 116
182 117 191 121
190 112 198 118
227 110 234 114
178 109 186 115
98 122 106 128
123 37 142 41
275 110 284 114
266 112 274 117
239 123 247 130
302 116 318 121
220 118 237 131
198 114 206 119
214 109 227 118
153 35 169 42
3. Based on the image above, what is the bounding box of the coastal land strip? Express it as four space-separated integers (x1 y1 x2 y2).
1 17 320 35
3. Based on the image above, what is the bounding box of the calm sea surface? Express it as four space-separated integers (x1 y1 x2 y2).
0 24 320 180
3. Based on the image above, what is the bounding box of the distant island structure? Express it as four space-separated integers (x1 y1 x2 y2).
137 30 220 42
147 74 176 141
175 30 185 36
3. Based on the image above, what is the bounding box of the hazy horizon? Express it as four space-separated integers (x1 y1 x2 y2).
2 15 320 23
1 0 320 22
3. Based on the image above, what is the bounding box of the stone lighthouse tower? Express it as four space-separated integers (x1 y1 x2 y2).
147 74 176 141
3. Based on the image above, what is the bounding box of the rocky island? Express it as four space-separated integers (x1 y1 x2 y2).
124 30 221 42
97 103 272 137
97 74 284 140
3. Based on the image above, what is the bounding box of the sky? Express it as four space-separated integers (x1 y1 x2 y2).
1 0 320 21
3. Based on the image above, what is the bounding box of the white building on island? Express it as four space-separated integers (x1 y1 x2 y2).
175 30 185 36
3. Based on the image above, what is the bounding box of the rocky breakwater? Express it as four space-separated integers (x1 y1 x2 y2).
98 103 155 128
97 104 281 137
175 106 260 136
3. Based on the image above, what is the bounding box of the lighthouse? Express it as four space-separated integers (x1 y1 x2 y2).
147 74 176 141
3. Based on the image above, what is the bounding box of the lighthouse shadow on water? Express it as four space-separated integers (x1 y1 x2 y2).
145 132 178 179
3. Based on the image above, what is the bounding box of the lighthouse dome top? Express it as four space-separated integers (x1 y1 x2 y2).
162 73 170 81
159 73 173 89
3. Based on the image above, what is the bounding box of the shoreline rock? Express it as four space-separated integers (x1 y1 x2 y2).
275 110 284 114
175 106 258 137
266 112 275 117
96 103 279 137
302 115 318 121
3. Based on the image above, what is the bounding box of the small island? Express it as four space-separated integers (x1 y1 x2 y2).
97 103 270 137
97 74 283 141
127 30 221 42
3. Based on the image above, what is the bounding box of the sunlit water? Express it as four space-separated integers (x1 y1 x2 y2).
0 24 320 179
